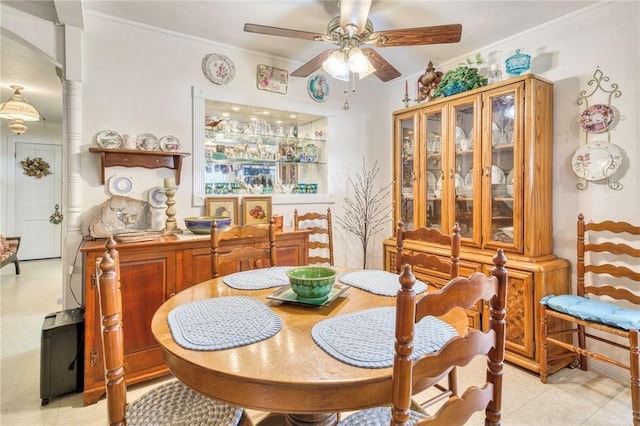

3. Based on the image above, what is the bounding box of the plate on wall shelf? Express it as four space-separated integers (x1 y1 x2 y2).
571 141 623 181
108 175 134 196
159 135 182 152
136 133 159 151
578 104 615 133
202 53 236 85
148 186 167 208
96 129 122 149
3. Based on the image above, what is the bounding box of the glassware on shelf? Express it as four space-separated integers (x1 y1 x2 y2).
488 64 503 84
505 49 531 76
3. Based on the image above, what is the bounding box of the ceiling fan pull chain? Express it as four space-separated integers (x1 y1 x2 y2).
343 82 350 111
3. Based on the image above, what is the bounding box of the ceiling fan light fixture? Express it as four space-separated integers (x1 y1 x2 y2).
322 47 375 81
322 50 351 81
348 47 376 79
0 85 43 122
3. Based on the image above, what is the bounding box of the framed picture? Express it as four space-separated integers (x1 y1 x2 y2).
257 65 288 94
242 196 272 225
205 197 239 225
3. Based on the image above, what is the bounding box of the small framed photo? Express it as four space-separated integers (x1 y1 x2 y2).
257 65 288 94
205 197 239 225
242 196 272 225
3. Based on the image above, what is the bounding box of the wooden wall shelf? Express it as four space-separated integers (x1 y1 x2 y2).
88 147 191 184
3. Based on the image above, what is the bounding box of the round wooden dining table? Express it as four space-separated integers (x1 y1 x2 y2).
151 268 467 426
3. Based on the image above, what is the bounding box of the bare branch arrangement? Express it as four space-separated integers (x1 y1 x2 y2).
335 158 393 269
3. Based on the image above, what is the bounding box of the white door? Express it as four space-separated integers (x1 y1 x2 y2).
13 142 62 260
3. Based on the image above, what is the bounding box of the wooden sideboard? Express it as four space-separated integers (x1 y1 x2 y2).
81 228 310 405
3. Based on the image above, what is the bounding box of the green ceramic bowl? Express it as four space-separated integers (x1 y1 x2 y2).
286 266 337 300
184 216 231 234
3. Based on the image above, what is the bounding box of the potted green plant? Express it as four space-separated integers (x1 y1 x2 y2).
433 53 488 98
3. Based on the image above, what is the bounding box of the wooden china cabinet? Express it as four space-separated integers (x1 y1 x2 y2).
81 229 309 405
384 74 572 374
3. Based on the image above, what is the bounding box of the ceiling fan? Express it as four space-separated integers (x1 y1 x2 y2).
244 0 462 82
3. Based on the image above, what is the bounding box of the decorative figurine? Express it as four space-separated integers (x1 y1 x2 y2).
417 61 443 102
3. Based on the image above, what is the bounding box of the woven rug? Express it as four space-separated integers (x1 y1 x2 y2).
223 267 292 290
312 307 456 368
168 296 282 350
337 270 427 296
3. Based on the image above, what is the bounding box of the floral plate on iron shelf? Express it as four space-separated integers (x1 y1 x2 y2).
571 141 623 181
578 104 615 133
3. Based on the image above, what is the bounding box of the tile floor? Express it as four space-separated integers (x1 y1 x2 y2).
0 259 633 425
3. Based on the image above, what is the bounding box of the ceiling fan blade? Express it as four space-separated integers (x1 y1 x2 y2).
291 49 336 77
340 0 372 33
369 24 462 47
361 48 401 82
244 23 330 42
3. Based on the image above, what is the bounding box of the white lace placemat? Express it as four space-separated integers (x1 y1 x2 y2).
337 270 427 296
312 307 456 368
223 267 292 290
168 296 282 351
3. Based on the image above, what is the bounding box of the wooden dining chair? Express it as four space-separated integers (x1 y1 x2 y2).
395 220 461 409
395 220 460 279
539 214 640 425
211 218 277 278
339 249 508 425
97 236 252 425
294 208 334 265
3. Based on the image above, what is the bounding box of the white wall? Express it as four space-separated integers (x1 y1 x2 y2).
81 12 392 269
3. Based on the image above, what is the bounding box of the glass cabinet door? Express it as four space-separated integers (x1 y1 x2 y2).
422 107 445 230
483 83 523 251
395 111 418 230
449 96 481 246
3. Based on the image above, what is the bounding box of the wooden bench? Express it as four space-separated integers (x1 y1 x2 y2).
0 236 21 274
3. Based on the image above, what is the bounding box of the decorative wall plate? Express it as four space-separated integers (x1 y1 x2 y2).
148 186 168 208
202 53 235 85
257 64 288 94
108 175 134 196
136 133 159 151
578 104 615 133
571 141 623 181
159 135 182 152
307 74 329 102
96 130 122 149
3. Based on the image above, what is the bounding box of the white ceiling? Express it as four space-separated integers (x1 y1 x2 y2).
1 0 597 125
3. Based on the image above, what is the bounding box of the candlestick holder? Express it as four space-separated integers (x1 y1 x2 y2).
402 93 410 108
163 186 183 234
